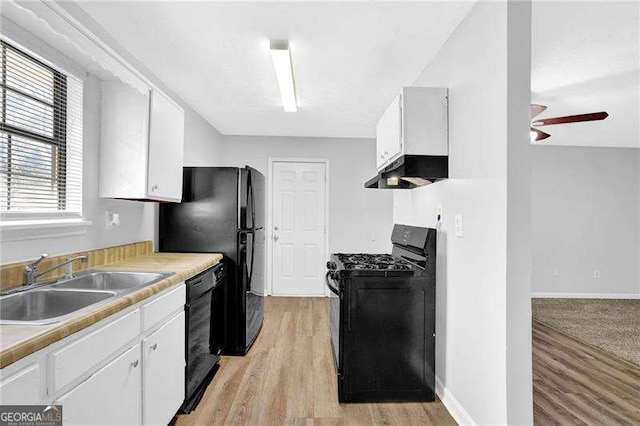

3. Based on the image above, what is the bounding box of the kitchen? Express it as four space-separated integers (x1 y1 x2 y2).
1 1 636 425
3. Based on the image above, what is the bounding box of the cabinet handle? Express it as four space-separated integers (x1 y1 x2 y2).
131 359 139 368
151 184 158 192
151 343 158 351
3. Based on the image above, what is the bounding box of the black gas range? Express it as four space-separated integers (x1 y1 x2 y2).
326 224 436 403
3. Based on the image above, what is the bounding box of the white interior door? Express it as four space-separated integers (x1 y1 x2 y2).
272 161 327 296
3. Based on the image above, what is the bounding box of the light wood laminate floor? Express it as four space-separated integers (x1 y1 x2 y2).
533 320 640 425
174 297 455 425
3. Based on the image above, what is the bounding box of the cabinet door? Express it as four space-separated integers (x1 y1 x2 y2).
142 312 185 426
57 345 141 426
99 81 151 199
147 90 185 202
0 364 40 405
375 120 387 169
376 94 403 170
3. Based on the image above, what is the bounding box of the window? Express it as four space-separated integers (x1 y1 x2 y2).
0 39 82 221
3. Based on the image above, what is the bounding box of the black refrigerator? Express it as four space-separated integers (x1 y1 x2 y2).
159 166 265 356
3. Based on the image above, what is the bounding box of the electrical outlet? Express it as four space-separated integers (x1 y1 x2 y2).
454 214 464 237
593 269 601 279
106 211 121 229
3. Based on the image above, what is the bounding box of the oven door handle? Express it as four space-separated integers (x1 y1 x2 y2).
325 271 341 297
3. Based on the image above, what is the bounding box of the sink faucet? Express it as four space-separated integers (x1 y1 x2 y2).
23 254 88 286
23 253 49 286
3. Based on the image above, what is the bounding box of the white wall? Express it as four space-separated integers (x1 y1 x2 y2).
185 135 393 254
531 146 640 297
393 2 532 424
183 109 225 166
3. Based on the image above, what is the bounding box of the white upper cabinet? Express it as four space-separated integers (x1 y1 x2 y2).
100 81 185 202
376 94 403 169
147 91 185 200
375 87 448 171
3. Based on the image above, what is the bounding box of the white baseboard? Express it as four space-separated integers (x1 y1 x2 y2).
435 377 475 425
532 292 640 299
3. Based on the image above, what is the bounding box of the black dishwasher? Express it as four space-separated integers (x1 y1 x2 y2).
180 262 224 414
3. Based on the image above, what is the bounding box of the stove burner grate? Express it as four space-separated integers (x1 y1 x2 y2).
336 253 412 270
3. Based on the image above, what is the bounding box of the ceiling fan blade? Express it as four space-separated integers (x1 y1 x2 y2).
531 127 551 142
532 111 609 127
530 104 547 119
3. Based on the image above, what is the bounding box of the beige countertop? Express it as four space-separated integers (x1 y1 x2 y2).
0 252 222 369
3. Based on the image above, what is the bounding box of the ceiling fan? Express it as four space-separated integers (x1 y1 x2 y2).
530 104 609 142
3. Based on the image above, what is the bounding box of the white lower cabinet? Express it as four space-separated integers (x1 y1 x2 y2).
143 312 185 426
56 344 142 426
0 283 188 426
0 364 40 405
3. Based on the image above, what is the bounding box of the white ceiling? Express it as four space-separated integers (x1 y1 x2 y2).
532 1 640 148
77 1 475 138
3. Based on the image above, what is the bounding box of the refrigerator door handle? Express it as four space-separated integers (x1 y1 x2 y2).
250 172 256 232
247 168 256 231
248 231 256 292
237 168 242 229
245 167 257 293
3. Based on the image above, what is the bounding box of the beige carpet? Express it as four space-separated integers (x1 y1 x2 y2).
532 298 640 366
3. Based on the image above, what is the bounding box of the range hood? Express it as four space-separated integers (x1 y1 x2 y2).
364 155 448 189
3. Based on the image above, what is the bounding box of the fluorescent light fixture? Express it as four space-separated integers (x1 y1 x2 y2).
269 40 297 112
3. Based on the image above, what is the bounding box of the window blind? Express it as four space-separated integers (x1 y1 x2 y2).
0 39 83 219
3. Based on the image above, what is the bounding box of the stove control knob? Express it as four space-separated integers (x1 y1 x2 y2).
326 261 337 270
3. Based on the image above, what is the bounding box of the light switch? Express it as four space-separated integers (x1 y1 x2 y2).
553 268 559 277
454 214 463 237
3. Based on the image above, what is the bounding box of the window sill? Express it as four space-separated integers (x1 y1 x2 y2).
0 219 93 242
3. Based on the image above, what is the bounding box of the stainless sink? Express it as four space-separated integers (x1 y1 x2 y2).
0 270 175 325
51 271 170 291
0 289 116 324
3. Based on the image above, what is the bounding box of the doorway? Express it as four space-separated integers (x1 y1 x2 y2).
268 158 329 297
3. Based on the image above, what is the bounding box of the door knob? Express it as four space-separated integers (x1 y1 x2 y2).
274 225 279 231
274 235 279 241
